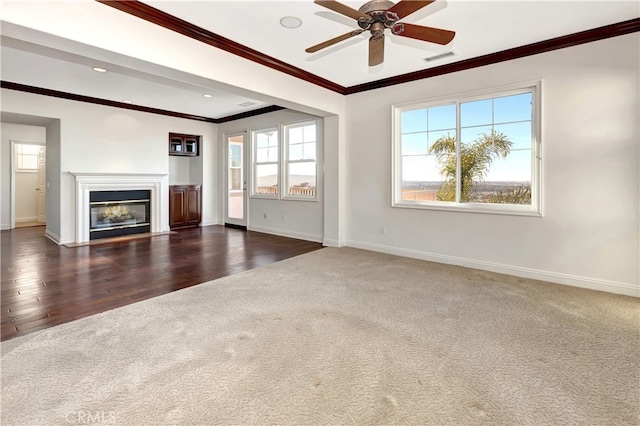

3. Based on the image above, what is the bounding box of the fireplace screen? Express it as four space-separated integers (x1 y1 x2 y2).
89 190 151 240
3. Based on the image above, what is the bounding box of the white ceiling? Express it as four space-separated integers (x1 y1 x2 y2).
1 0 638 120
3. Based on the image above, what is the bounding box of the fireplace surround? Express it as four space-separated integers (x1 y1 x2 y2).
71 173 166 244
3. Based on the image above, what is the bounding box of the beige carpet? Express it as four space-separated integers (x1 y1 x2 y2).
2 247 638 425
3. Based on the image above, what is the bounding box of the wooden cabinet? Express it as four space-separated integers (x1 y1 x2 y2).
169 185 202 229
169 133 200 157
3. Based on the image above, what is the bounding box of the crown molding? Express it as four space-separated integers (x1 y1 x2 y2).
345 18 640 94
0 81 284 124
97 1 639 96
96 0 345 95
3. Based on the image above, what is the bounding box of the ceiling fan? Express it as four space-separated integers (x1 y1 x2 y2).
306 0 455 66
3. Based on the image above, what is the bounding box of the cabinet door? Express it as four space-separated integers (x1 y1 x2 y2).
183 136 198 156
169 136 184 155
169 187 187 228
185 186 201 225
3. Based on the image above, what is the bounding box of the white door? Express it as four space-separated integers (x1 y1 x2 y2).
225 132 247 228
36 146 46 223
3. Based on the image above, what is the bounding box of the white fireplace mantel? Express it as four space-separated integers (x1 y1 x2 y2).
71 173 167 244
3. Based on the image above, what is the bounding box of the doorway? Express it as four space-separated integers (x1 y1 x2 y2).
224 132 247 228
11 141 46 228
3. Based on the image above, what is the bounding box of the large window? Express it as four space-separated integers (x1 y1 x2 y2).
251 121 319 201
252 128 279 197
393 82 541 215
284 121 317 199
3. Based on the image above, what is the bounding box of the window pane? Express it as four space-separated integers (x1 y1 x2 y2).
460 125 493 144
494 93 532 124
401 109 428 133
402 132 427 156
494 122 532 150
461 99 492 127
303 125 316 143
268 147 278 162
255 164 278 194
303 142 316 160
256 147 268 163
289 126 303 144
402 155 450 202
428 130 454 150
229 168 241 191
469 150 532 204
288 162 316 196
289 143 303 161
256 133 269 148
428 104 456 130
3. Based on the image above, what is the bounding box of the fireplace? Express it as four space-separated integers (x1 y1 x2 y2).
89 190 151 240
71 173 167 244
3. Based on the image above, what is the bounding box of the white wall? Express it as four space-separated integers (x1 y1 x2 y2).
0 122 46 229
1 90 219 243
218 109 324 242
345 34 640 296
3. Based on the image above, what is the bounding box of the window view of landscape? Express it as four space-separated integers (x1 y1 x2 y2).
401 91 533 205
254 129 279 195
286 122 317 197
252 122 318 198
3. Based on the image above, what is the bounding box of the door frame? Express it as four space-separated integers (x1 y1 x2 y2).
223 131 248 228
10 140 46 229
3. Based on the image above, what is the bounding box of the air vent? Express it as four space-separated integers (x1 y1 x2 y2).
238 101 256 107
424 51 455 63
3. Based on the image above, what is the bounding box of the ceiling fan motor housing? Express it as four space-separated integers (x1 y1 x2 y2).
357 0 401 34
358 0 396 14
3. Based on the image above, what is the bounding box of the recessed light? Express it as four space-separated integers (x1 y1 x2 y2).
122 99 133 104
203 94 213 98
239 101 256 107
280 16 302 29
92 67 107 73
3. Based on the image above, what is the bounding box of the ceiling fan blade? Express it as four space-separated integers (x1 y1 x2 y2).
314 0 370 20
394 22 455 45
369 36 384 66
306 30 364 53
387 0 435 19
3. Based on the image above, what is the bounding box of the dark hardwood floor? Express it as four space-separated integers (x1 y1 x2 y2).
1 225 323 341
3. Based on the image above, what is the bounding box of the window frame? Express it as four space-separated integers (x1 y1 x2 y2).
392 81 542 216
282 119 318 201
250 127 279 199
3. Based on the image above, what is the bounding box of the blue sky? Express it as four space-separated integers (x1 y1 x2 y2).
401 92 533 182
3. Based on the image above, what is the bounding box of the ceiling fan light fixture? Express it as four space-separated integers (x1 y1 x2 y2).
280 16 302 29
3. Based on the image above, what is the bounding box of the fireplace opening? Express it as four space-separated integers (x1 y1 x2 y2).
89 190 151 240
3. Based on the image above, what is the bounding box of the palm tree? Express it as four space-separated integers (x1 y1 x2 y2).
428 130 512 202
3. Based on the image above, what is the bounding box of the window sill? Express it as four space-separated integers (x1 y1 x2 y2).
282 195 318 202
250 194 278 200
392 201 542 217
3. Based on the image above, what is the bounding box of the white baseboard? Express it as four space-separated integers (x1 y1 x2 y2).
16 217 37 223
345 240 639 298
44 229 61 245
249 225 323 243
1 223 10 231
323 238 344 247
